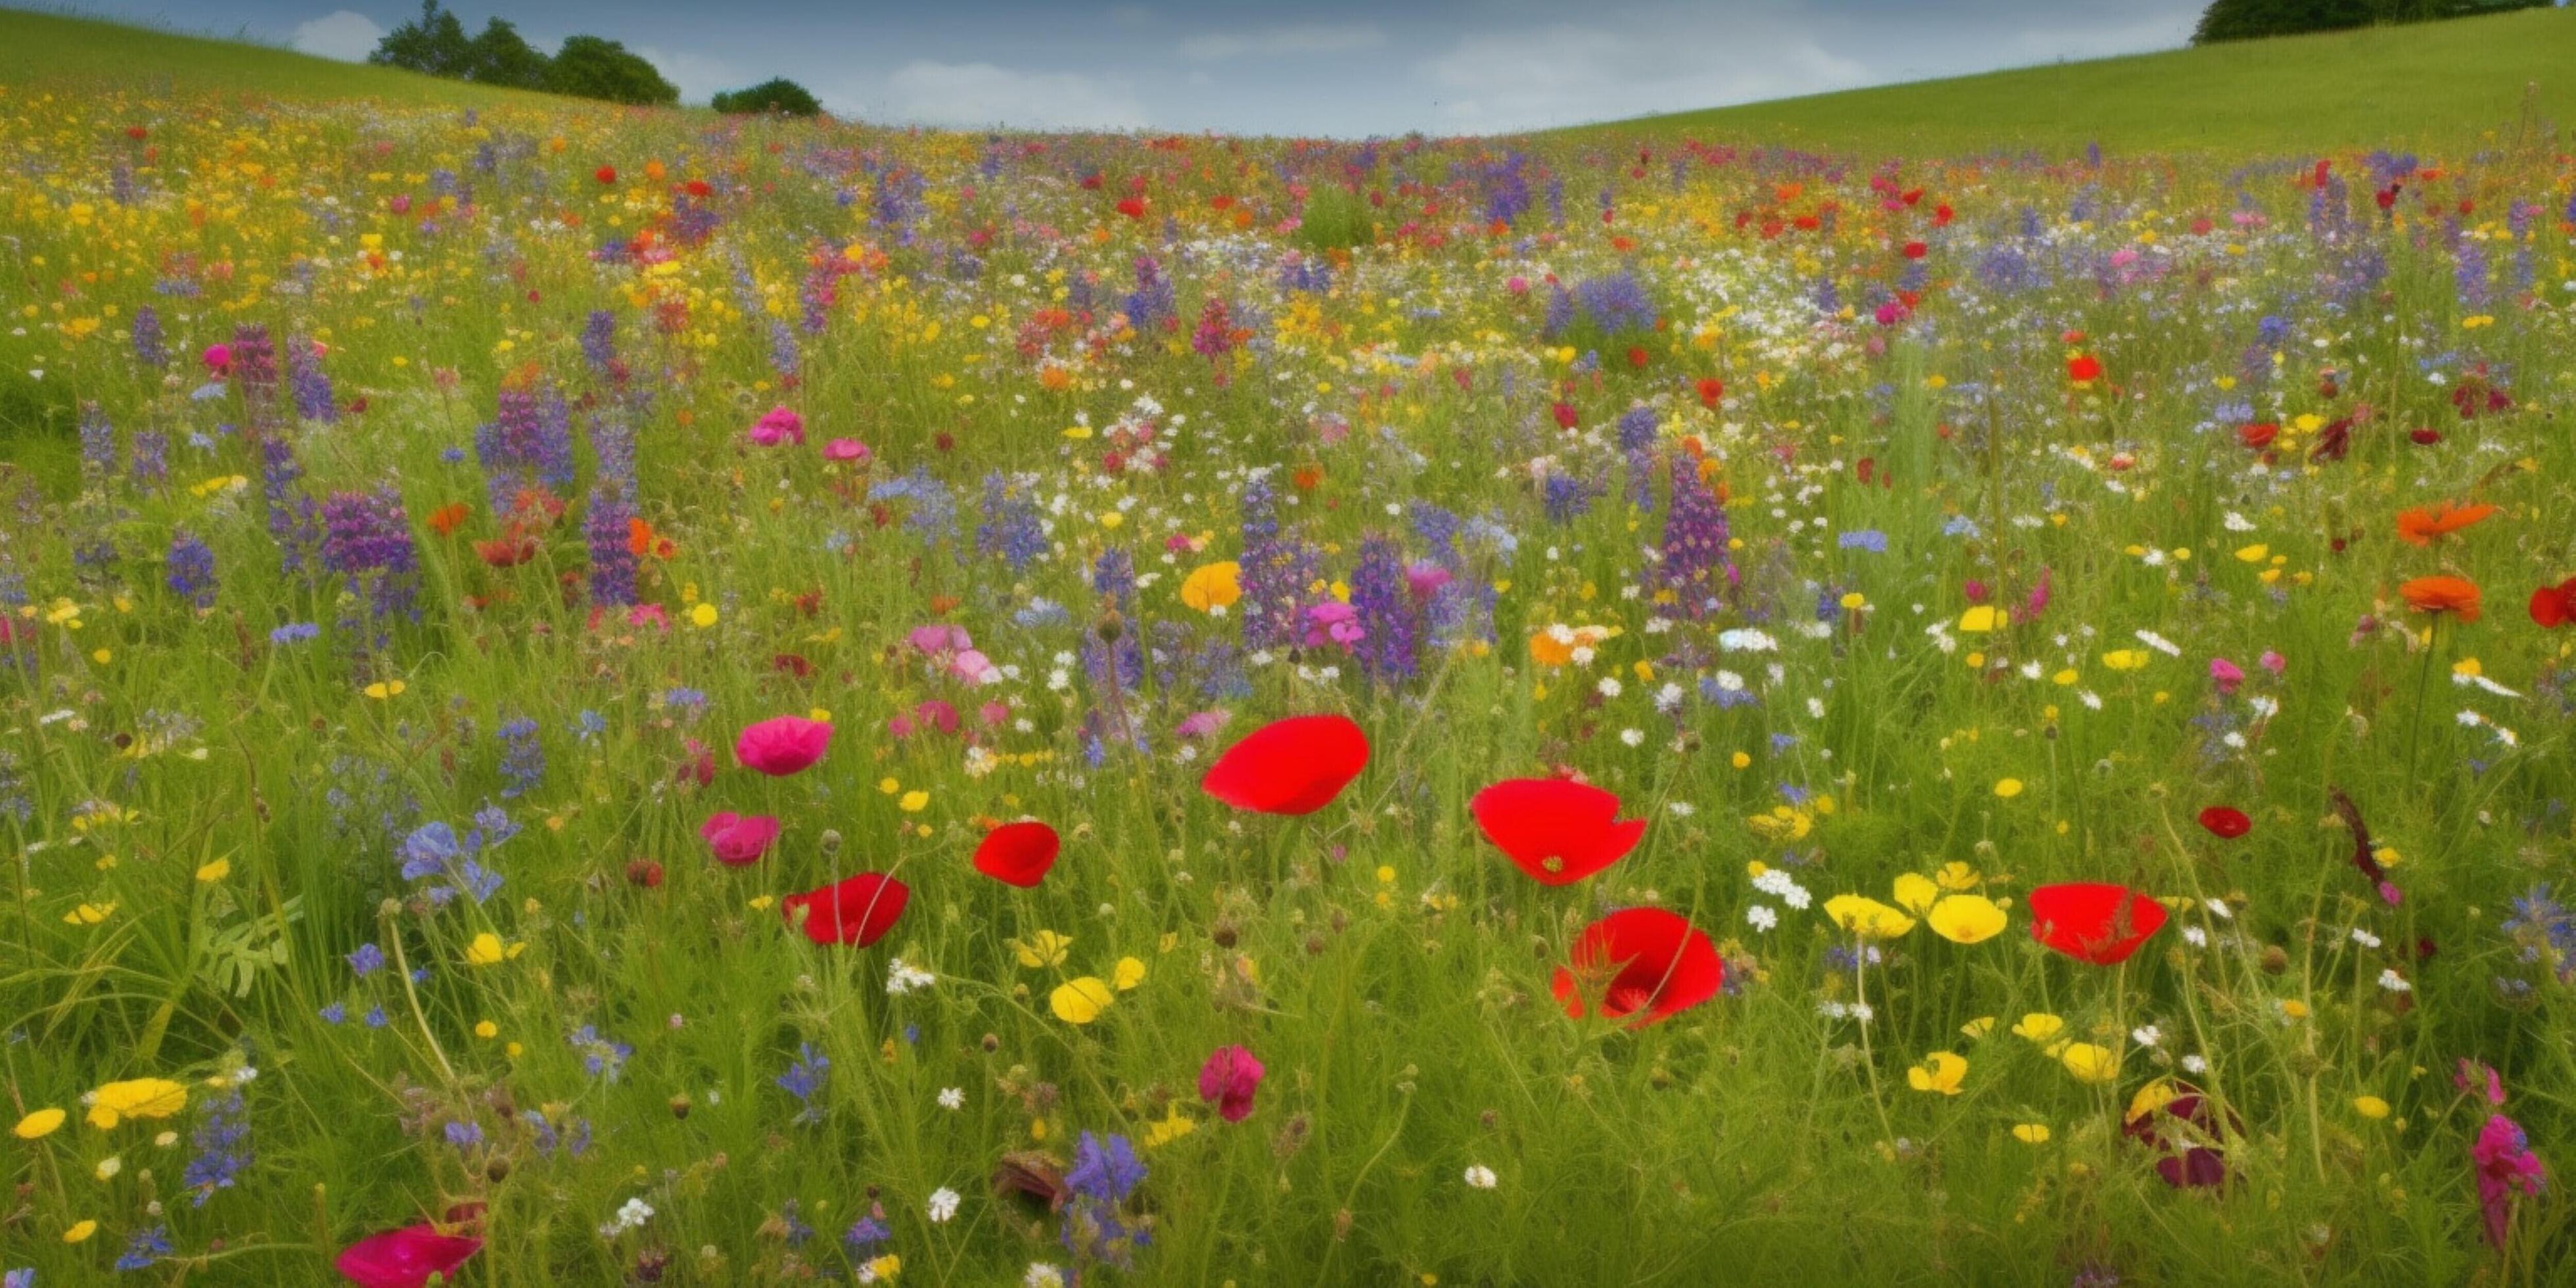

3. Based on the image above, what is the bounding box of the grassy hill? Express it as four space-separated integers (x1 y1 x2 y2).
0 7 564 106
1575 6 2576 156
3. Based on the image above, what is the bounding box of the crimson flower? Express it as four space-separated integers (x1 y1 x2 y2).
1197 1044 1265 1122
1550 908 1723 1028
1199 714 1369 816
2530 577 2576 628
2027 883 2167 965
595 165 617 185
2124 1080 2240 1189
335 1224 482 1288
781 872 909 947
700 812 779 866
973 820 1060 888
735 715 832 776
2067 354 2104 382
1470 778 1646 885
2197 806 2251 840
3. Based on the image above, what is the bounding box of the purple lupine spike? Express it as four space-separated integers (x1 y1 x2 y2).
584 486 637 609
287 334 336 424
1348 535 1417 681
1660 454 1735 617
321 485 421 624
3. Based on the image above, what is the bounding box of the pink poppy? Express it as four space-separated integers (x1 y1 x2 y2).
1200 714 1369 815
700 812 780 866
1197 1044 1265 1122
748 405 805 446
822 438 870 463
782 872 909 947
334 1224 482 1288
202 343 233 375
735 716 832 776
2209 656 2245 695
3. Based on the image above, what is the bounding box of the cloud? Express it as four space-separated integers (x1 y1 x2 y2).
633 45 747 104
1179 23 1387 62
1415 7 1872 132
873 61 1149 130
290 10 383 62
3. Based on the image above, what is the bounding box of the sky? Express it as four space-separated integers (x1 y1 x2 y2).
62 0 2213 135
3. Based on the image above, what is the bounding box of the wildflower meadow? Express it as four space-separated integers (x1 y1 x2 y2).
5 11 2576 1286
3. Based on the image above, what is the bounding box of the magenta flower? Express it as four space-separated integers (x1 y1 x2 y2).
2473 1114 2546 1248
334 1224 482 1288
2209 656 2245 695
2456 1059 2506 1106
822 437 870 462
735 715 832 776
1301 601 1364 651
701 812 781 866
1197 1044 1265 1122
906 624 998 685
202 343 233 375
748 405 805 446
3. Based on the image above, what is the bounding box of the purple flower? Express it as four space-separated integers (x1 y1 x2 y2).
166 530 216 609
1348 536 1415 681
1659 455 1736 616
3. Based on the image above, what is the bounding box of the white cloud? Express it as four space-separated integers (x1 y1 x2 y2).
633 46 747 105
1179 23 1387 62
1416 9 1871 132
871 60 1149 130
290 10 383 63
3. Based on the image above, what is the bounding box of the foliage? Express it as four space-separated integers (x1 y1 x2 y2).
544 34 679 106
712 77 825 117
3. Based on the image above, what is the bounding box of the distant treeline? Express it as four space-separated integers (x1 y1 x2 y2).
2193 0 2558 43
367 2 825 115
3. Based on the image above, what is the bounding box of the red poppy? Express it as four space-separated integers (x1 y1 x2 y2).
2410 426 2443 446
2197 806 2251 840
973 819 1060 887
1551 401 1578 430
1471 778 1646 885
2066 354 2104 382
2531 577 2576 628
595 165 617 185
1694 377 1724 407
781 871 909 947
474 532 537 568
1550 908 1722 1027
335 1224 483 1288
2027 882 2167 965
1199 714 1369 816
1901 240 1928 260
2237 423 2278 449
426 502 471 538
1115 196 1147 219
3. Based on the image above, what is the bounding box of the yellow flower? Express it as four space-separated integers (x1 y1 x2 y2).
1113 956 1147 990
866 1253 901 1281
1960 1016 1997 1040
2101 649 2149 672
1049 977 1115 1024
1906 1051 1968 1095
1011 930 1074 969
1891 873 1939 915
2354 1095 2391 1120
2058 1042 2121 1085
1822 894 1916 939
2125 1078 2180 1124
898 790 930 813
2011 1013 2064 1043
464 932 508 965
195 858 231 883
1180 561 1243 612
1925 894 2008 944
1992 777 2025 799
12 1107 66 1139
475 1020 499 1040
1143 1102 1197 1148
64 1219 99 1243
1933 861 1981 891
689 603 719 628
1957 605 2002 633
2012 1123 2052 1144
84 1078 187 1130
64 901 116 926
363 679 407 699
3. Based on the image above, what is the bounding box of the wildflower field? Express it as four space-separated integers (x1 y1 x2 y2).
7 14 2576 1286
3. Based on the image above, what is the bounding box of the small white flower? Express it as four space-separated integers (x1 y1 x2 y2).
1619 727 1644 747
938 1086 965 1111
2181 1053 2209 1075
1666 801 1694 817
2182 925 2209 947
2350 927 2381 949
2378 969 2412 994
1463 1164 1498 1190
1024 1266 1068 1288
1596 677 1622 699
2131 1024 2161 1047
1745 904 1778 932
927 1187 961 1223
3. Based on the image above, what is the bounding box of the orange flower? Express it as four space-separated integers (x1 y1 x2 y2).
427 503 471 538
2395 501 2497 546
2399 576 2481 622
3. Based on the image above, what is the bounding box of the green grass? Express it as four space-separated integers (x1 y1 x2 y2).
0 7 568 107
1573 7 2576 156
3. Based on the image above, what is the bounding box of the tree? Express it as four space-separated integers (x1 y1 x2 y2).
545 35 679 106
369 0 473 78
2195 0 2555 43
712 78 825 117
461 18 552 91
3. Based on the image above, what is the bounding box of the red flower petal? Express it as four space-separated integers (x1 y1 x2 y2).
2531 579 2576 629
1550 908 1722 1027
781 872 909 947
1199 714 1369 816
2028 883 2167 965
1470 778 1646 885
335 1224 483 1288
2196 806 2251 840
973 820 1061 888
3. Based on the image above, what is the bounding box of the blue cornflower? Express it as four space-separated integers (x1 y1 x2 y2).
346 943 386 977
114 1226 170 1272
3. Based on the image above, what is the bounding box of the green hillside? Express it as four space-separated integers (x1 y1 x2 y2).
1576 7 2576 156
0 7 564 106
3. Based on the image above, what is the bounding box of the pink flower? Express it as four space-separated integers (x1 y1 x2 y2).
2209 656 2245 695
748 405 806 446
735 715 832 776
202 343 233 375
821 437 870 462
906 624 1000 685
2259 649 2286 675
1197 1044 1265 1122
700 812 781 866
1176 709 1231 741
1404 563 1454 599
334 1224 482 1288
2456 1059 2506 1106
2473 1114 2546 1247
1301 601 1364 650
